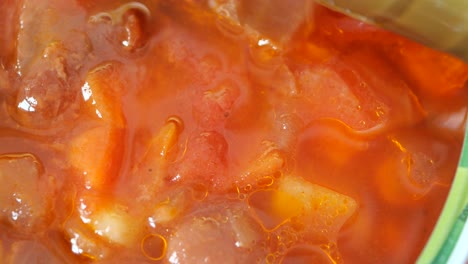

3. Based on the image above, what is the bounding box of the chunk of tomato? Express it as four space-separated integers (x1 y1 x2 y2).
295 47 424 132
170 131 230 190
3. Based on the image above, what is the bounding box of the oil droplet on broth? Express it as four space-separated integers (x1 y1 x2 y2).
141 233 167 261
238 193 247 200
190 183 208 201
243 184 253 192
265 253 276 263
256 175 274 187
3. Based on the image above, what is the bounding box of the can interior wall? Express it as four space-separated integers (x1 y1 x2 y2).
417 125 468 263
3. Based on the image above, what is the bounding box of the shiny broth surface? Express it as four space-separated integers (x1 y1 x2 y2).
0 1 467 263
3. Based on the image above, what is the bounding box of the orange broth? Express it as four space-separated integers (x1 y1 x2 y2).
0 1 467 263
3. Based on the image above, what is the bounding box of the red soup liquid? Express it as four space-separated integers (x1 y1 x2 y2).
0 1 467 263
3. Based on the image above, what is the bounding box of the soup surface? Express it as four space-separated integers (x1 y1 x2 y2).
0 0 467 263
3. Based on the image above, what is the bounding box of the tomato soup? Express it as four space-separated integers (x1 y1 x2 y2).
0 1 467 263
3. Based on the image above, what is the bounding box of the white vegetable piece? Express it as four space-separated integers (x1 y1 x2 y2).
277 175 358 241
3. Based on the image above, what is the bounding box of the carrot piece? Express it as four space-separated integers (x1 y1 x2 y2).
68 125 123 190
82 62 125 128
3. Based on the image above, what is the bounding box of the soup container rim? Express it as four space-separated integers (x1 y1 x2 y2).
417 123 468 263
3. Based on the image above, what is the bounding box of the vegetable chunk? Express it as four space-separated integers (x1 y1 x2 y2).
277 176 358 241
82 63 125 127
69 62 126 190
68 125 123 189
0 154 53 232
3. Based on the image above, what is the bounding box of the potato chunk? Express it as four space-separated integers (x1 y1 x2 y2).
90 206 139 246
248 189 303 231
64 215 110 260
277 176 358 241
247 175 357 241
63 198 141 260
0 154 53 232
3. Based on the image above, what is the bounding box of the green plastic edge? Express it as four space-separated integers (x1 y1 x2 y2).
416 126 468 264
